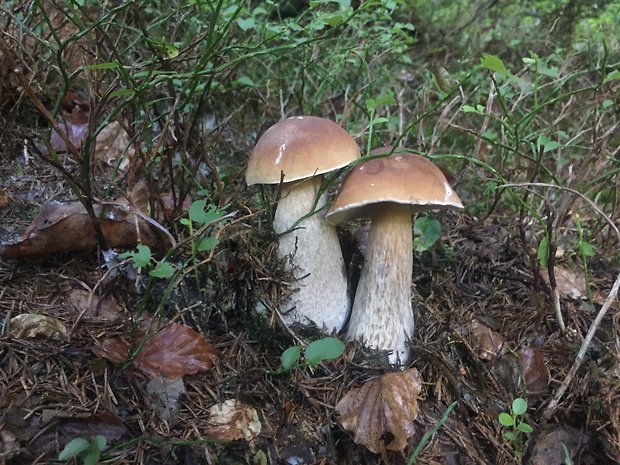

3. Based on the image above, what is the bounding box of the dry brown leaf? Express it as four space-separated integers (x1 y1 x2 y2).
1 198 171 261
541 266 586 300
147 377 186 424
94 121 134 171
66 289 122 321
0 189 12 209
489 347 549 397
206 399 261 441
336 368 422 453
10 314 68 339
91 322 217 379
519 347 550 395
460 320 507 361
530 425 589 465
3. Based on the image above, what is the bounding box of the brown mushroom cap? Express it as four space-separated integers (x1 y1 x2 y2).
246 116 360 185
325 151 463 224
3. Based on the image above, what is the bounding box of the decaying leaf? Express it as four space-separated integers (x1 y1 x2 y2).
336 368 422 453
49 111 134 173
490 347 549 397
530 425 589 465
0 195 171 261
146 377 186 424
67 289 122 321
541 266 586 300
93 121 135 171
91 322 217 378
519 347 550 395
10 314 68 339
459 319 507 360
206 399 261 441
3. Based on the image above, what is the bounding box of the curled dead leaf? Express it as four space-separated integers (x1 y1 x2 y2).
541 266 586 300
459 319 507 361
336 368 422 453
10 314 68 339
94 121 135 171
67 289 122 321
206 399 262 441
91 322 217 379
1 197 171 261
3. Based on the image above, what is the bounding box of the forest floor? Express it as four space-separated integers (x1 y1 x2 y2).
0 138 619 465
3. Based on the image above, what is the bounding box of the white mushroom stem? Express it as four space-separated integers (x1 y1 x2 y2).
346 203 414 364
273 177 350 332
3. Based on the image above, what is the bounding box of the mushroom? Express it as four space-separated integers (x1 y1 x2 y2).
246 116 360 332
326 149 463 364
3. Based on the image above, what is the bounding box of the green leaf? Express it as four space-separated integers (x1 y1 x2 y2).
59 437 90 460
304 337 345 366
512 397 527 415
604 69 620 82
235 76 256 87
197 236 219 252
109 88 135 98
536 135 561 153
537 235 550 268
82 61 120 70
517 422 533 433
413 216 442 253
462 104 480 114
82 447 101 465
120 244 152 268
504 431 517 442
480 54 507 73
92 435 106 451
149 262 175 278
499 412 515 427
188 200 224 225
365 97 376 112
579 240 595 257
237 17 255 31
280 346 301 371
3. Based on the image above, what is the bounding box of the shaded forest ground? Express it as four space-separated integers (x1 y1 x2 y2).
1 1 619 464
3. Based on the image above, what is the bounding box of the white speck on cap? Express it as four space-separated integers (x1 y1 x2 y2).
275 143 286 165
245 116 360 185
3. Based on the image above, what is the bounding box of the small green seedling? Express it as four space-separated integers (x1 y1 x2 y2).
59 435 106 465
119 244 175 279
498 397 533 458
280 337 345 371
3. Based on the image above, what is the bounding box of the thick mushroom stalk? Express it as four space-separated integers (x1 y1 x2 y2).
246 116 360 332
346 204 414 364
326 150 463 365
274 177 350 332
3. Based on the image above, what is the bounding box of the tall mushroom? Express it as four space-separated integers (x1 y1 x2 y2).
326 149 463 364
246 116 360 332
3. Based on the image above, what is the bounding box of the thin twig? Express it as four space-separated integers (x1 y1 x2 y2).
544 272 620 418
501 181 620 418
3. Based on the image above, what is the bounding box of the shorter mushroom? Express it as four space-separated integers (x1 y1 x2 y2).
246 116 360 332
326 149 463 364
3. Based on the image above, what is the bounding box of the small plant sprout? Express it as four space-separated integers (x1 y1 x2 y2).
59 435 106 465
119 244 175 279
280 337 345 372
498 397 533 458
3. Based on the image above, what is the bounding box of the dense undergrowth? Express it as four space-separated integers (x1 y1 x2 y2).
0 0 619 464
